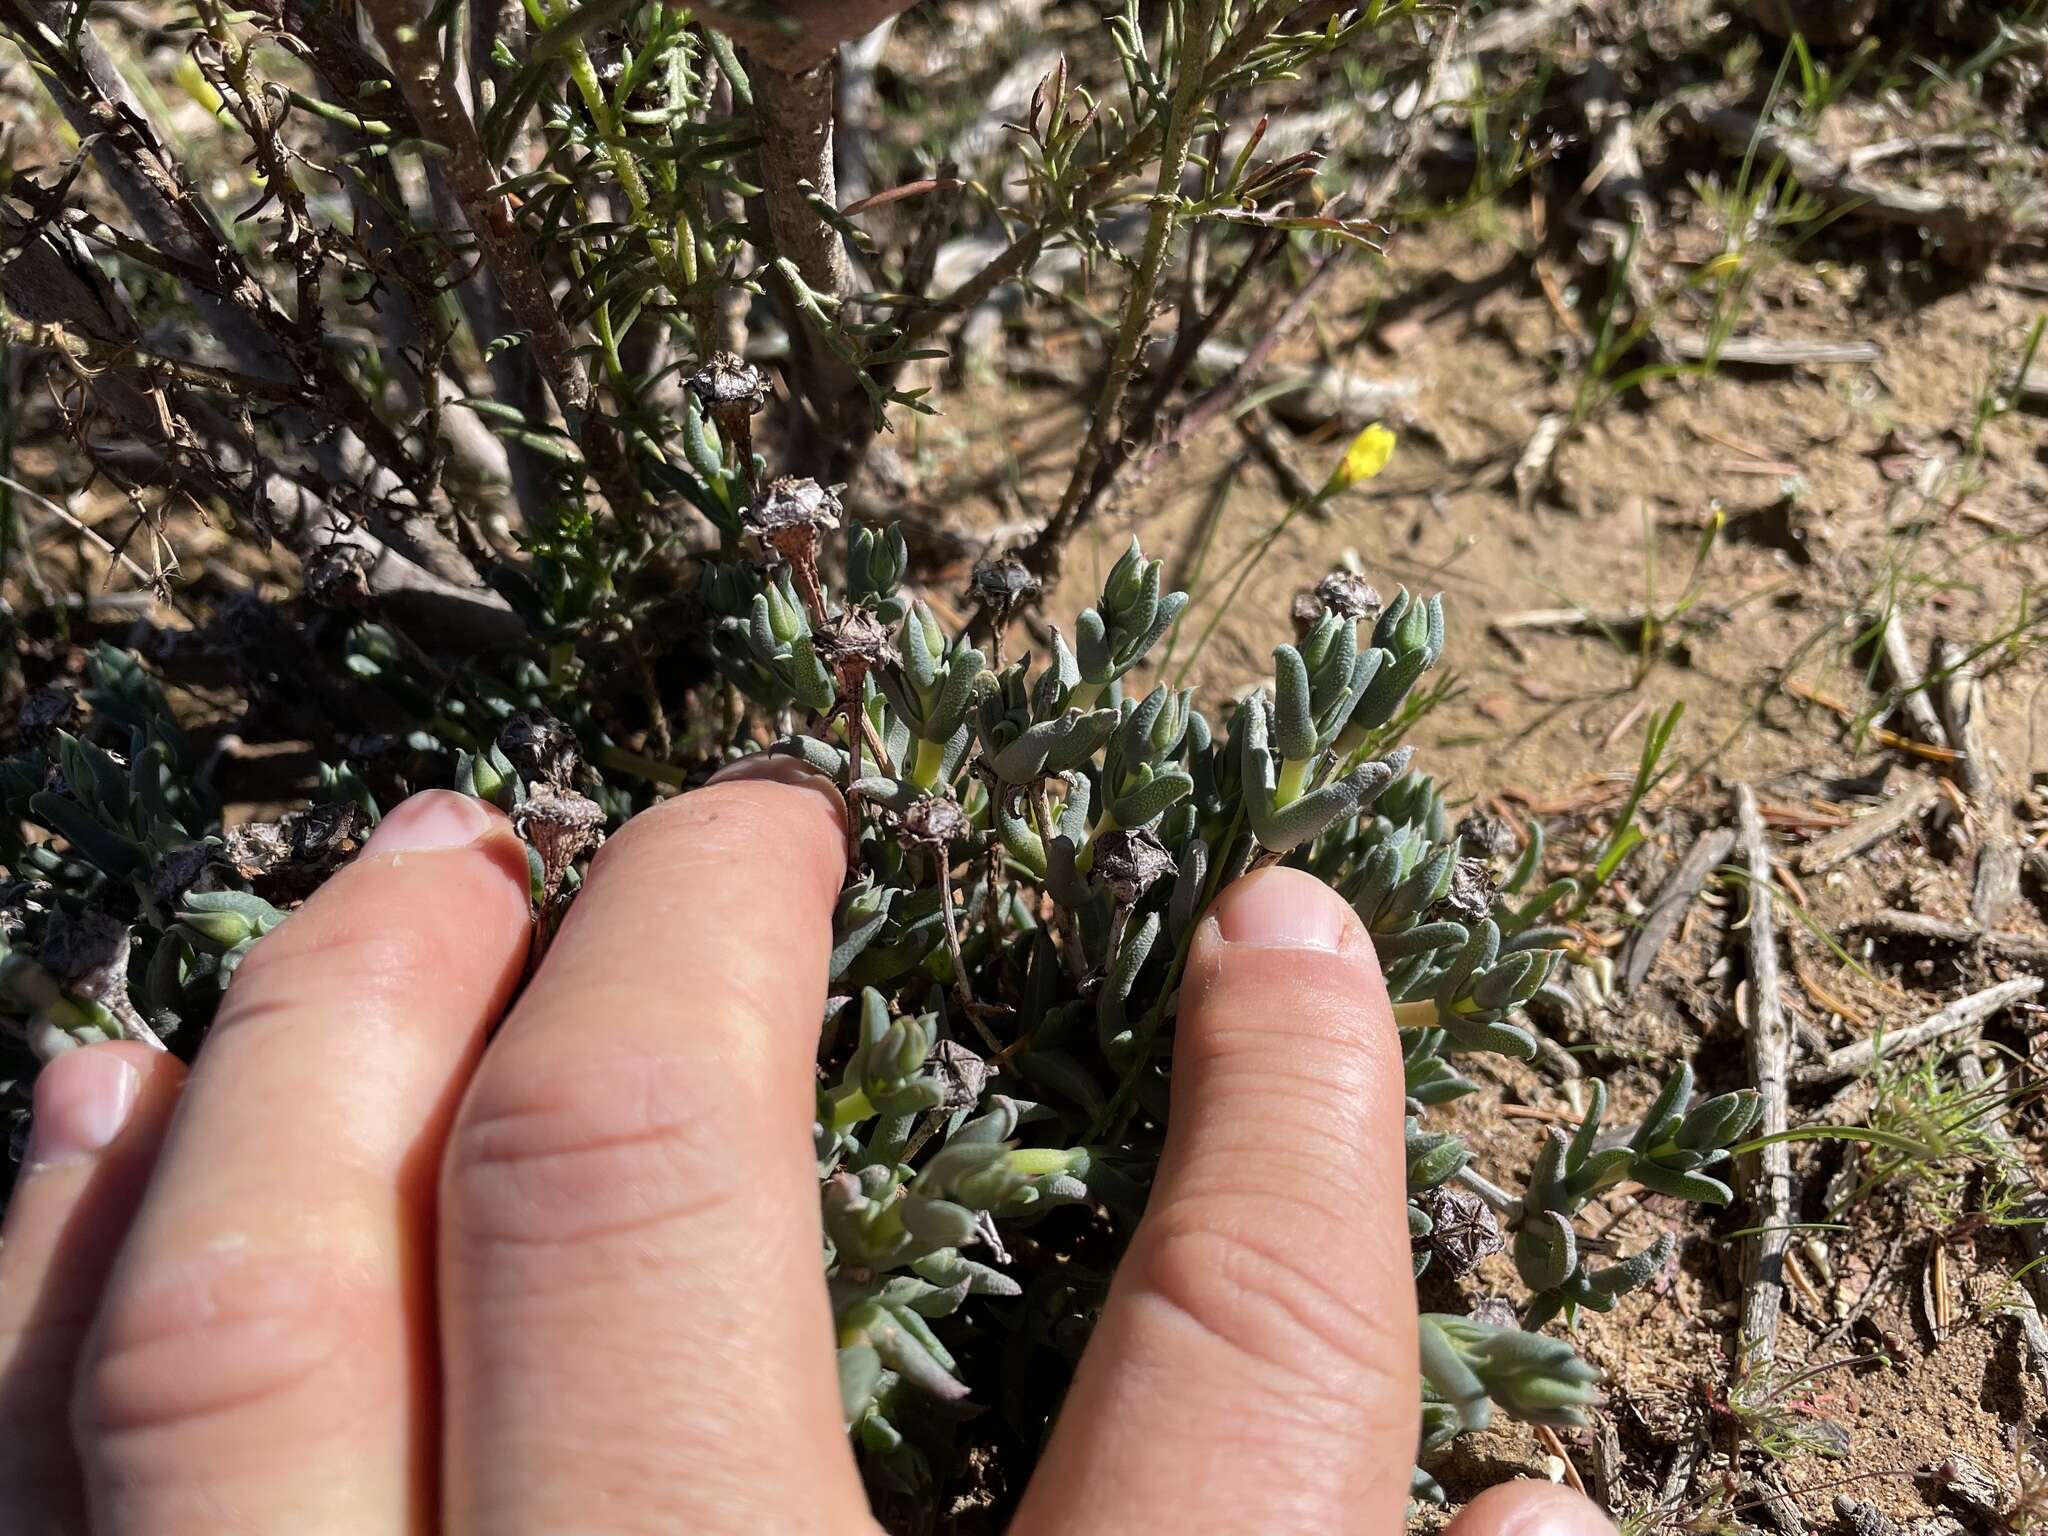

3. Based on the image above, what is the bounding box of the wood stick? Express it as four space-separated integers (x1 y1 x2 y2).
1791 977 2043 1087
1656 1429 1709 1513
1929 638 2022 928
1854 909 2048 965
1235 413 1319 505
1794 782 1938 874
1735 785 1794 1365
1876 606 1951 753
1196 339 1421 427
1620 826 1735 993
1489 605 1731 644
1663 335 1882 367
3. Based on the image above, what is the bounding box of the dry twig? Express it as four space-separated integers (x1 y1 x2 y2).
1791 977 2043 1087
1675 96 2014 265
1735 785 1795 1364
1854 909 2048 966
1619 826 1735 993
1794 783 1939 875
1929 639 2022 928
1877 606 1952 755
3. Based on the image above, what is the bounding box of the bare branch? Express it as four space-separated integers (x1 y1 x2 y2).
360 0 644 519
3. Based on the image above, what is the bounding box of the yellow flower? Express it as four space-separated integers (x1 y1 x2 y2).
1323 422 1396 495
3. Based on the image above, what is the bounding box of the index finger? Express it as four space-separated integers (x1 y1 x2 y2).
436 758 876 1535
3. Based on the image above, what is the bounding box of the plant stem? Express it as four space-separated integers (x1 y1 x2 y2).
1024 0 1219 582
1393 999 1441 1030
1276 755 1312 805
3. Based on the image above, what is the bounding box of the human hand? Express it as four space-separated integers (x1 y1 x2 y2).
0 761 1618 1535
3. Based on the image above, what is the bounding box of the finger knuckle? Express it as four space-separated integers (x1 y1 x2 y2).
75 1249 390 1451
224 910 451 1028
0 1299 94 1395
1133 1196 1415 1398
444 1047 750 1253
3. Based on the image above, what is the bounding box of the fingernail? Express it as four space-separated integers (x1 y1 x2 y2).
1213 866 1349 950
27 1049 141 1168
363 790 495 856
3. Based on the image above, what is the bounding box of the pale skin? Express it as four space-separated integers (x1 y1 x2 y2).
0 758 1619 1535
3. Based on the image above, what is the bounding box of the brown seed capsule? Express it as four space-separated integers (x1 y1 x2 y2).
1467 1293 1520 1330
37 909 132 1002
901 794 972 849
221 802 369 902
1455 810 1518 862
746 476 844 620
968 557 1040 618
1313 570 1383 622
685 351 768 416
812 607 892 696
1437 855 1498 926
1093 826 1175 907
686 353 768 486
1422 1184 1505 1276
512 784 607 907
929 1037 993 1113
499 711 580 792
148 843 220 908
748 475 844 545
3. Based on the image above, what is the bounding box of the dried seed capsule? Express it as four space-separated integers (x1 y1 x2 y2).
1092 827 1174 906
1455 810 1519 862
749 475 843 543
813 607 892 696
1436 856 1497 925
685 351 768 415
746 476 844 618
685 352 768 484
1420 1184 1505 1277
498 711 580 792
901 794 972 848
512 785 606 905
1314 570 1383 622
37 909 132 1001
302 542 374 611
968 557 1040 624
1097 831 1179 913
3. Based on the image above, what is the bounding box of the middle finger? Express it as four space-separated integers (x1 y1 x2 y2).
437 760 874 1536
